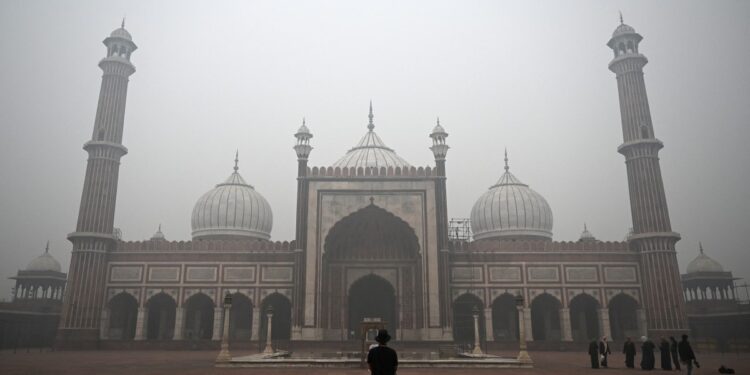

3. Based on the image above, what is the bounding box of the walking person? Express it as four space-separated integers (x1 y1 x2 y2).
367 329 398 375
669 337 681 370
659 337 673 370
589 339 600 369
599 336 612 368
678 334 699 375
623 336 637 368
641 336 656 370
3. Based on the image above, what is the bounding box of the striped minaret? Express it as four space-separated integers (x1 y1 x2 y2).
607 18 688 336
57 22 136 346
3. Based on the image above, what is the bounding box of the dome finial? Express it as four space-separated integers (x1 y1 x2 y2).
121 16 126 28
367 100 374 131
504 148 509 172
699 241 704 254
619 11 623 25
233 150 239 173
45 241 49 254
584 222 588 231
158 223 162 232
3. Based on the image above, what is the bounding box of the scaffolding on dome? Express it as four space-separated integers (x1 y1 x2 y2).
448 218 472 241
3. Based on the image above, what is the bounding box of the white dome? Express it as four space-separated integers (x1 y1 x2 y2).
110 26 132 41
470 156 553 241
686 243 724 273
150 225 166 241
612 23 636 37
26 244 61 272
191 159 272 240
579 223 596 242
332 104 411 169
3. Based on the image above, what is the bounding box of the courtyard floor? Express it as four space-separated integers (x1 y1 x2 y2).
1 349 747 375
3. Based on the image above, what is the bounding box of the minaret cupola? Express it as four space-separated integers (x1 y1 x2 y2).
103 19 137 61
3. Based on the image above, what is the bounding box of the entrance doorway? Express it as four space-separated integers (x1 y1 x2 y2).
348 275 396 338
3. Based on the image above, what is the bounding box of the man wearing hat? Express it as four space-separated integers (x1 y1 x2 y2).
367 329 398 375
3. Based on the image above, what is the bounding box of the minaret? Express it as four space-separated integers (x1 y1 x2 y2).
57 22 137 346
429 118 451 327
607 18 688 336
292 118 312 333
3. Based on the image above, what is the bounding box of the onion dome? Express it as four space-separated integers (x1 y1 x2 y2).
470 151 553 241
26 242 62 272
686 243 724 273
191 153 273 240
109 19 132 41
579 223 597 242
612 23 636 37
332 102 411 169
150 224 166 241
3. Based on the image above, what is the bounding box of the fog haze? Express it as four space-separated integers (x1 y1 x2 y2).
1 0 749 299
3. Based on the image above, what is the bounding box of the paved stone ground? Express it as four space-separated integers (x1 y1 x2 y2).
1 349 748 374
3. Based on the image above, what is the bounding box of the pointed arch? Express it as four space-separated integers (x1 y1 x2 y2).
107 292 138 340
452 293 485 344
530 293 561 341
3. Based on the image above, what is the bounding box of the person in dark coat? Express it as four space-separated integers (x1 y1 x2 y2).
678 334 698 375
669 336 681 370
659 337 673 370
622 336 637 368
599 336 612 368
640 336 656 370
589 340 600 368
367 329 398 375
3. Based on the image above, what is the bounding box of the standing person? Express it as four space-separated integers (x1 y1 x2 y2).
669 337 681 370
599 336 612 368
623 337 637 368
678 334 698 375
659 337 673 370
367 329 398 375
589 340 601 369
641 336 656 370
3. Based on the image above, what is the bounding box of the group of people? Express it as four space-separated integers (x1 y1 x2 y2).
589 335 698 374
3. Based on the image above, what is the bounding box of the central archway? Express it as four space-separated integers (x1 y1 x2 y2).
348 274 396 337
321 204 422 337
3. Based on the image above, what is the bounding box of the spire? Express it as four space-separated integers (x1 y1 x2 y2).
367 100 374 131
233 150 239 173
584 222 588 231
158 223 162 232
302 117 306 127
699 242 704 254
619 11 623 25
45 241 49 254
504 148 509 172
437 117 440 127
121 17 126 28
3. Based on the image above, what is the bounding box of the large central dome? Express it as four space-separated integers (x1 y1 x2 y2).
332 103 411 169
191 154 273 240
470 152 553 241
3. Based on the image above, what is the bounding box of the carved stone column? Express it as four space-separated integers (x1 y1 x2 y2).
251 306 260 341
134 307 147 340
636 308 648 338
484 308 494 342
99 307 110 340
559 308 572 341
523 307 533 342
173 307 185 340
212 307 223 341
598 308 612 339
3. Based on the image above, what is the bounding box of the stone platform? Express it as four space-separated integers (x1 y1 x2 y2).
218 352 531 368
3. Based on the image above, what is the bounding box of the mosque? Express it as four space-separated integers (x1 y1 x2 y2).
32 19 746 349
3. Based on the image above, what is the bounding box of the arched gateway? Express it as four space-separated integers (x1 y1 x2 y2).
321 204 421 340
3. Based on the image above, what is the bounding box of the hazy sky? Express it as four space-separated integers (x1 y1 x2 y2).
1 0 749 300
